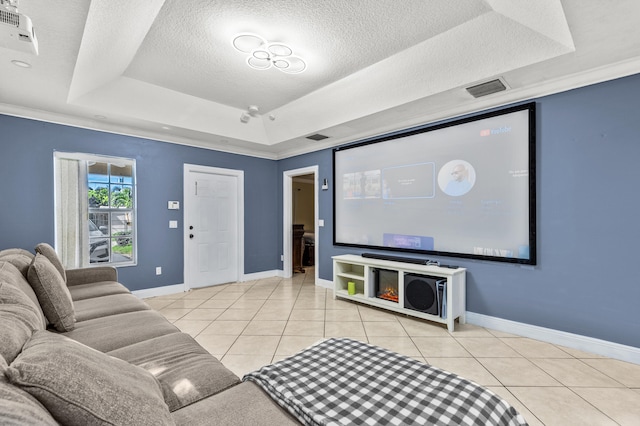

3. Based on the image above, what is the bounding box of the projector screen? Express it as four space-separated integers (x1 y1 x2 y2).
333 103 536 265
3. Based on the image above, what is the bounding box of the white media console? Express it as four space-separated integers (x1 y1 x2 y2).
332 254 466 332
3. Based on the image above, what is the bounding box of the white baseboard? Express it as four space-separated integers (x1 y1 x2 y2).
132 269 320 298
466 312 640 365
317 278 333 289
132 283 186 299
130 282 638 365
271 269 325 281
242 270 280 281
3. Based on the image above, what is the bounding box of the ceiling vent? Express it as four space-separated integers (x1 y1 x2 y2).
0 8 19 26
306 133 329 141
466 79 507 98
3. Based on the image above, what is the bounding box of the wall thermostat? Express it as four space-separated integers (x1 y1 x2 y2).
168 201 180 210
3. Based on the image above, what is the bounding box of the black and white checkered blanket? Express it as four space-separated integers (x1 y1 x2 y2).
243 338 528 426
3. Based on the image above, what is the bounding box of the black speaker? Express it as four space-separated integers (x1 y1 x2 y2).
404 274 442 315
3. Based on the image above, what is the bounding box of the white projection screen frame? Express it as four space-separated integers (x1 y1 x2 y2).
333 103 536 265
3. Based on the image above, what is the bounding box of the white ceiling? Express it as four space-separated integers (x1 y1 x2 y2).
1 0 640 159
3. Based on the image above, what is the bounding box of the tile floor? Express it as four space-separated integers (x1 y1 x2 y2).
146 268 640 426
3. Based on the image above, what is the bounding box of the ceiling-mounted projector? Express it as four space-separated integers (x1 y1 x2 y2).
0 0 38 55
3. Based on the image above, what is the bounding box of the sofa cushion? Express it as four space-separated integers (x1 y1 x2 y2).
27 253 75 332
74 293 150 322
66 266 118 287
68 280 130 301
0 356 58 426
0 260 47 328
0 248 34 258
171 381 299 426
34 243 66 284
0 281 45 363
5 330 174 426
108 332 241 411
61 310 179 352
0 250 34 278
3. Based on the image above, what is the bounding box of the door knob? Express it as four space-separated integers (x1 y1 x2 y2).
189 234 194 239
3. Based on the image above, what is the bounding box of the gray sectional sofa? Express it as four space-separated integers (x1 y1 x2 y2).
1 244 529 425
0 244 298 425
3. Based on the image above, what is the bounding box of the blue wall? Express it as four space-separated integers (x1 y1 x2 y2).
0 117 279 291
2 72 640 348
279 73 640 349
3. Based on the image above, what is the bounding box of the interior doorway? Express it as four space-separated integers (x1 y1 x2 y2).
283 166 318 283
184 164 244 290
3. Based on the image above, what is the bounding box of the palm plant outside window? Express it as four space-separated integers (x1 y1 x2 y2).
87 161 135 264
54 153 136 268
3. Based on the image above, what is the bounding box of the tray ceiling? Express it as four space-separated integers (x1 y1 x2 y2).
1 0 639 159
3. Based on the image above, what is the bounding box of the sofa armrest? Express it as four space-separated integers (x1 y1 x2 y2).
66 266 118 286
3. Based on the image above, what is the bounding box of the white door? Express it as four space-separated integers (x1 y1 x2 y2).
185 169 239 288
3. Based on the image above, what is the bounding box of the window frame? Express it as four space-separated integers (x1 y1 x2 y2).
54 152 138 268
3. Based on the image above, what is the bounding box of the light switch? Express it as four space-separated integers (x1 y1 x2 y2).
168 201 180 210
169 220 178 228
319 219 324 227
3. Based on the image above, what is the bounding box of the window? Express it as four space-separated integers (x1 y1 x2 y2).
54 153 136 268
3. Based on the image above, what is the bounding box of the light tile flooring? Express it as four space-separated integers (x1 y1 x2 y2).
146 268 640 426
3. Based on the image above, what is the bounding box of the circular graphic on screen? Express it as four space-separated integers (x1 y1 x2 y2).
438 160 476 196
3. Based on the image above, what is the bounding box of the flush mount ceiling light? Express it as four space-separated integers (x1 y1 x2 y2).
232 33 306 74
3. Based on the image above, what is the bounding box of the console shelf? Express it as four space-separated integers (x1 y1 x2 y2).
332 254 466 332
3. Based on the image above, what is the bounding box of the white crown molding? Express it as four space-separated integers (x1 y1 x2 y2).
3 57 640 161
274 56 640 159
0 103 278 160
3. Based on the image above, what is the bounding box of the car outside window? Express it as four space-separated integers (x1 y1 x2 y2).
54 153 137 267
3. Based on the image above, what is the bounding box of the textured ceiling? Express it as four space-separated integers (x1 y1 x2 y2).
125 0 492 111
1 0 640 159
